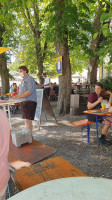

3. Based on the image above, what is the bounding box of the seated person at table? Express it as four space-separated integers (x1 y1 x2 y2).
49 83 56 101
87 82 112 145
11 88 19 114
0 110 10 200
10 83 19 94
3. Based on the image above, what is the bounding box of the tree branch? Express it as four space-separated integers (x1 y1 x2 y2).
32 1 39 28
24 2 35 35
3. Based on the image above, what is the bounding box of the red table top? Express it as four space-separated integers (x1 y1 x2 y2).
84 108 112 116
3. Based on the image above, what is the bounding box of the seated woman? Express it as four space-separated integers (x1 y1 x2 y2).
87 82 112 145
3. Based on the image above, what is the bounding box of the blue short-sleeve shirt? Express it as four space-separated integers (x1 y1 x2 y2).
19 74 37 102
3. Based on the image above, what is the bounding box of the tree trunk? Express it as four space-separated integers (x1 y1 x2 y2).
89 1 109 84
54 0 71 114
89 56 99 84
35 43 43 84
56 37 71 114
0 5 9 94
0 54 9 94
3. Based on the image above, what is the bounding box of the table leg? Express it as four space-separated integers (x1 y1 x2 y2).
3 105 12 130
7 105 12 130
87 125 90 144
3 106 7 113
96 115 99 144
81 127 83 141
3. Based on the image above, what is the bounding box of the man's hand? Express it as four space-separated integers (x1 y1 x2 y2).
10 95 18 99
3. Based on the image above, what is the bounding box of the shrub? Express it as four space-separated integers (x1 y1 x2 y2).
100 76 112 92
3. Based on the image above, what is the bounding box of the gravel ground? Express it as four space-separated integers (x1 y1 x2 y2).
8 101 112 198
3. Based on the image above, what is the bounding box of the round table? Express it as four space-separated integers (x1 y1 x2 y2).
9 177 112 200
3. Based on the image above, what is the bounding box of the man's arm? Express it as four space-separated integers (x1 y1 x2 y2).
11 91 31 99
42 83 50 87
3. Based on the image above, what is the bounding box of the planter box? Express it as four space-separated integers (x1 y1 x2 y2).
70 94 79 108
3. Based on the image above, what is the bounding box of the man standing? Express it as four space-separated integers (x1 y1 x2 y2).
11 66 37 135
42 73 50 97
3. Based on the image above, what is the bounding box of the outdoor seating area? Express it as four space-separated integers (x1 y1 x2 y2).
5 101 112 199
1 1 112 198
0 86 112 199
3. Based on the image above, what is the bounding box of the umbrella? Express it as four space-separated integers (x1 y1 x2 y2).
0 47 11 54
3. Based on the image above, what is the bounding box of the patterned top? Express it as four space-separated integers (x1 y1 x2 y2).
19 74 37 102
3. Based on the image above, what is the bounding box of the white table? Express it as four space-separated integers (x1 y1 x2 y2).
8 177 112 200
0 99 25 129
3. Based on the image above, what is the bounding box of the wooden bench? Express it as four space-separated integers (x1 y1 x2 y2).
71 119 94 143
11 156 87 192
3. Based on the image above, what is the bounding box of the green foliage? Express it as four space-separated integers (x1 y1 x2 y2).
2 0 112 81
9 42 57 77
0 0 18 48
70 45 89 74
8 0 95 77
6 0 50 77
102 24 110 37
100 76 112 92
100 12 112 22
97 33 112 67
99 4 112 58
8 60 20 72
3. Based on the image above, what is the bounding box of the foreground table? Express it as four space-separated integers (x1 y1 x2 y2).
9 177 112 200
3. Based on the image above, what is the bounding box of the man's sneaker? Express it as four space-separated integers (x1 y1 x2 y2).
99 136 111 145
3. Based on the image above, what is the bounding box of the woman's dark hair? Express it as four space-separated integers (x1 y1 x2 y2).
95 82 106 96
95 82 104 89
18 66 28 73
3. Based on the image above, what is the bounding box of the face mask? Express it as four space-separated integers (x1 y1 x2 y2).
19 72 24 78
